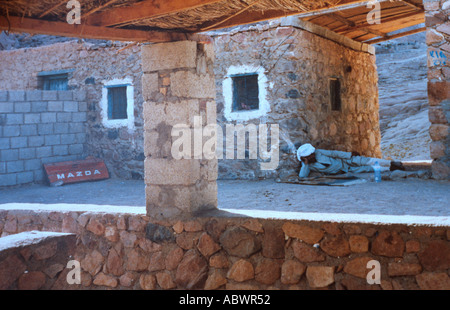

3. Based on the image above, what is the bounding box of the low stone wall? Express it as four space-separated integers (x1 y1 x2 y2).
0 90 87 186
0 209 448 290
0 230 76 289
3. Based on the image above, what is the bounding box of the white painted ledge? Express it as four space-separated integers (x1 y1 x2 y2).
220 209 450 227
0 203 146 215
0 230 74 252
0 203 448 227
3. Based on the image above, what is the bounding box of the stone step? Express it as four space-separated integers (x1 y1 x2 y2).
402 160 432 172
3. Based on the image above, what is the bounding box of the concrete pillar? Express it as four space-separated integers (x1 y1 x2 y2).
424 0 450 180
141 40 218 219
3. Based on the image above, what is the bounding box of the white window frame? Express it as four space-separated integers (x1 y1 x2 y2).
100 77 135 130
222 65 270 122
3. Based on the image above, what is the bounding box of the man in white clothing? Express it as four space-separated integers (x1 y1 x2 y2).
297 143 405 178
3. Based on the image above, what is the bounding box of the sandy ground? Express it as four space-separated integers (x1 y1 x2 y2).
0 177 448 219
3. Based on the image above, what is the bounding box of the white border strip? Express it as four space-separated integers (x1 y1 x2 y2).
0 230 74 252
220 209 450 227
0 203 448 227
0 203 146 215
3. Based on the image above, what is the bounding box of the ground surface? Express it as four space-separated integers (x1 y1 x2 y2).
0 177 448 220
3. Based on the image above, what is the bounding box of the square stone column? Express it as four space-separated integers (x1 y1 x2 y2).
424 1 450 180
141 40 218 219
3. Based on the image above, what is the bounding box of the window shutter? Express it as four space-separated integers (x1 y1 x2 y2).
329 78 341 111
108 86 128 119
42 74 68 90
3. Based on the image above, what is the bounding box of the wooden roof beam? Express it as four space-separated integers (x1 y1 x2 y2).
399 0 423 11
85 0 224 27
325 3 415 27
328 12 356 27
198 0 367 32
0 16 210 43
363 26 426 44
359 27 387 37
307 3 417 32
335 10 423 35
198 9 299 32
297 0 390 19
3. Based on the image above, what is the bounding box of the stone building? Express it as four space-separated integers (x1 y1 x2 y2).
0 18 383 185
213 19 379 179
0 0 449 292
0 40 146 182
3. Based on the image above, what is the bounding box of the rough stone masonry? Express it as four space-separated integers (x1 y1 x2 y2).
213 20 381 180
0 19 383 183
425 0 450 180
0 210 449 290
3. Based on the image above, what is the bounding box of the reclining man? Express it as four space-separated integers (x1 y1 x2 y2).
297 143 405 178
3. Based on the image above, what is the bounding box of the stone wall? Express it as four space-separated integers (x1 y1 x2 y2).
0 209 448 290
0 231 76 290
0 90 87 186
213 21 381 179
0 41 145 179
0 21 381 182
424 0 450 180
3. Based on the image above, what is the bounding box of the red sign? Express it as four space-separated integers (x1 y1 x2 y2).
44 157 109 186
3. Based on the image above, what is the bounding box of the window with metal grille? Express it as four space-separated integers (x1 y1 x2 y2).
107 86 128 120
232 74 259 112
329 78 341 111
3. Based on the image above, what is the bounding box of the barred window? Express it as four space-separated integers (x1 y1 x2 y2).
107 86 128 120
232 74 259 112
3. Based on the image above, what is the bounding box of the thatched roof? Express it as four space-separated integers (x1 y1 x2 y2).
0 0 425 43
133 0 333 30
0 0 334 30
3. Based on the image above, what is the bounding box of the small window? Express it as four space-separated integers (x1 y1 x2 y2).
232 74 259 112
41 74 68 91
101 79 134 129
38 69 72 90
329 78 341 111
107 86 128 120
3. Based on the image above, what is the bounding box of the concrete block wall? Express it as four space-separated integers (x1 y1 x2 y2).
0 90 87 186
0 41 145 180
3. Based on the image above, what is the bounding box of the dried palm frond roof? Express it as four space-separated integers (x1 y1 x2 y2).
132 0 336 31
0 0 425 43
0 0 134 19
0 0 338 30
